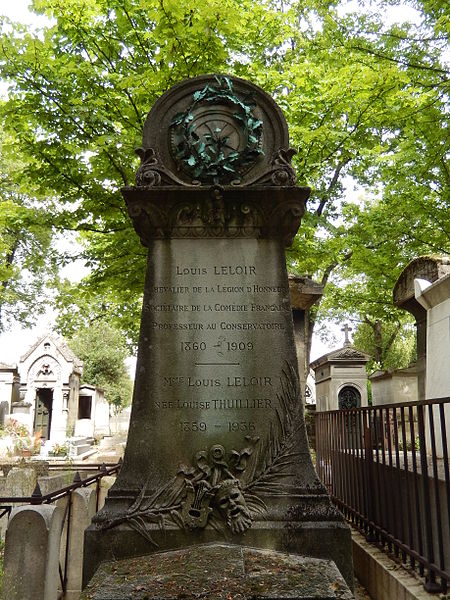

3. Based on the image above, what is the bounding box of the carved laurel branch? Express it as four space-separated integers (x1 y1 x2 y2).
95 363 303 545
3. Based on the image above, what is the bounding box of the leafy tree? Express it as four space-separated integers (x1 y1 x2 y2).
284 1 449 363
54 277 141 351
0 0 448 359
69 321 133 413
0 128 58 331
353 319 417 372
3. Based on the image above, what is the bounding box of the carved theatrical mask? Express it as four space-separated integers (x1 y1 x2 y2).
214 479 252 534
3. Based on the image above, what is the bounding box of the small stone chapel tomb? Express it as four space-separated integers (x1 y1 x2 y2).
311 326 370 412
6 335 110 444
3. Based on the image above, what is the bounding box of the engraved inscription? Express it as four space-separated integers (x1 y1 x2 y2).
96 364 302 541
175 264 256 276
124 237 298 505
144 242 292 446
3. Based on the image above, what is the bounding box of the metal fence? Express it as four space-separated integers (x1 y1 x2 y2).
0 461 121 599
315 398 449 594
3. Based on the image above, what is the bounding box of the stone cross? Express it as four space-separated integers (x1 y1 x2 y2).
341 323 353 345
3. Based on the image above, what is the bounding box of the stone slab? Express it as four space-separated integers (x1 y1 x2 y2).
80 543 353 600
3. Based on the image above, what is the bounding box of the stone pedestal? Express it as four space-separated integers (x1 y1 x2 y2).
83 75 353 591
81 543 354 599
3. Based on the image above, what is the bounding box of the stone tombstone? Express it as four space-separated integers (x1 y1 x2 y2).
84 75 352 588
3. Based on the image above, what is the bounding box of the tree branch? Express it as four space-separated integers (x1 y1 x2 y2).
351 43 450 77
316 157 351 217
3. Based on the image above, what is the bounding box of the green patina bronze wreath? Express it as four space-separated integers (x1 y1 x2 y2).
170 77 264 184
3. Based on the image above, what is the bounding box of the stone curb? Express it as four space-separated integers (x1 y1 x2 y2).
352 530 446 600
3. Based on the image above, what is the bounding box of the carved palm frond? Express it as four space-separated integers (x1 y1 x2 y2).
243 363 302 495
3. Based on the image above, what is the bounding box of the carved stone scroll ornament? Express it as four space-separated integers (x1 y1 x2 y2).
238 148 297 187
134 146 298 189
126 201 168 245
135 148 200 188
266 200 305 247
93 364 324 545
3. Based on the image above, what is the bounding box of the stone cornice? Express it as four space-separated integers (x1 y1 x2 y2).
310 345 370 370
122 185 309 247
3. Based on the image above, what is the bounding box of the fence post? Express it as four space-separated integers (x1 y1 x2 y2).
363 411 376 542
1 504 63 600
417 403 442 592
63 487 97 600
98 475 116 510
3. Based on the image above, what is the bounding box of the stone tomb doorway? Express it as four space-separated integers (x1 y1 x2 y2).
338 385 361 410
34 387 53 440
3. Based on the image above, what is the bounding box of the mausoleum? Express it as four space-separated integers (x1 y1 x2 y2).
393 255 450 400
310 327 370 412
369 364 418 406
2 334 110 444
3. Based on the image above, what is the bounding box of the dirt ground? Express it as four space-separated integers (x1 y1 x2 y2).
354 578 372 599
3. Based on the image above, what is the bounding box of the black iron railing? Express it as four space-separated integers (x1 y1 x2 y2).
0 461 121 598
315 398 449 594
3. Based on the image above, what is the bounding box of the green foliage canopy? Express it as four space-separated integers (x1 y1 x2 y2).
0 0 448 364
0 128 58 330
69 320 133 412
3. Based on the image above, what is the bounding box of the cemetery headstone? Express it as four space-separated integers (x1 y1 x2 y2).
83 75 353 590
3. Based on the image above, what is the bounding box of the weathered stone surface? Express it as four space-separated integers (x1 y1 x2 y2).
84 74 353 592
80 544 354 600
393 256 450 310
5 466 37 497
393 256 450 401
123 186 309 247
64 488 98 600
2 504 63 600
289 276 324 312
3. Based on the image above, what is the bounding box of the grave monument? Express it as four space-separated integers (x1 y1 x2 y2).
83 75 353 594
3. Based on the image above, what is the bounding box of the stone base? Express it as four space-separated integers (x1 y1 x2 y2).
83 520 353 591
80 543 354 600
